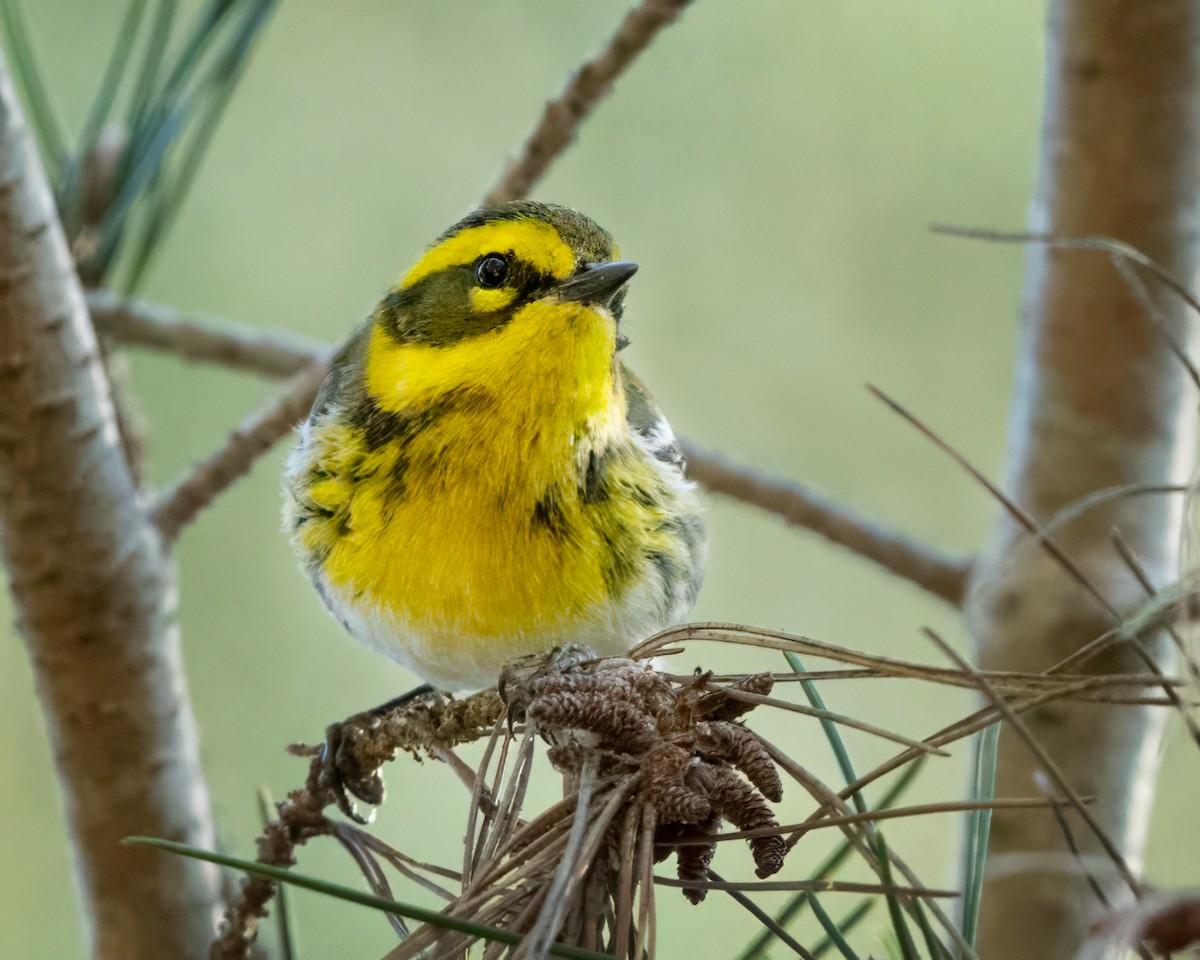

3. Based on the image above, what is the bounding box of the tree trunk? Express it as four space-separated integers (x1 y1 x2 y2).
965 2 1200 958
0 55 221 960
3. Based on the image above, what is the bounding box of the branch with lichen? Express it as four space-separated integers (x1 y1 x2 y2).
216 653 792 959
206 628 1177 959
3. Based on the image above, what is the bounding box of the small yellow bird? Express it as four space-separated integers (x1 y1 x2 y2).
284 202 705 691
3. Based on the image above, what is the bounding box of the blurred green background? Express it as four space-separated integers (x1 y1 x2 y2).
4 2 1199 957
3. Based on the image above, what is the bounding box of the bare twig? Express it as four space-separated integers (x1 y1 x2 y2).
218 689 506 958
930 225 1200 323
868 385 1122 620
639 623 1184 701
211 764 334 960
481 0 695 207
87 288 331 376
696 796 1087 845
681 441 970 605
651 876 958 898
152 362 328 543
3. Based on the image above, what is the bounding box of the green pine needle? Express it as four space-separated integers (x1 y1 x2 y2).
0 0 68 172
787 651 868 814
123 836 613 960
15 0 277 288
812 900 874 959
960 722 999 946
124 0 274 290
790 651 952 960
873 832 919 960
807 891 863 960
737 655 933 960
58 0 147 238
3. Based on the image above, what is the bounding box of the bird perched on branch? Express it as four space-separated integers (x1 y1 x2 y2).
284 202 705 691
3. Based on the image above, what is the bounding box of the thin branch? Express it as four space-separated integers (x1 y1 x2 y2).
930 225 1200 322
87 288 329 375
153 362 327 543
481 0 695 207
651 877 959 898
694 796 1088 845
681 442 971 605
867 384 1120 619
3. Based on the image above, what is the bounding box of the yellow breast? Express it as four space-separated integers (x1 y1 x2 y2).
295 299 659 639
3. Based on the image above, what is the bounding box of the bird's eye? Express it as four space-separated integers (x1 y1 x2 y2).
475 254 509 289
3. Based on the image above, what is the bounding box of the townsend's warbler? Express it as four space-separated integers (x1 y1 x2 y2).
283 202 706 691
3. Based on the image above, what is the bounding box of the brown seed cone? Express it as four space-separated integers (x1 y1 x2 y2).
642 741 711 824
526 691 659 751
697 672 775 722
694 720 783 803
697 764 788 878
675 816 720 904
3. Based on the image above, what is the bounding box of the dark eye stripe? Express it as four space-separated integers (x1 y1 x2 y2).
377 258 559 347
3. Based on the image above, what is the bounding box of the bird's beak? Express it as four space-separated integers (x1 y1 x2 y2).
556 261 638 307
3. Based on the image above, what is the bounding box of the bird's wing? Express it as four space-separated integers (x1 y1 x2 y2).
310 318 373 420
621 363 686 474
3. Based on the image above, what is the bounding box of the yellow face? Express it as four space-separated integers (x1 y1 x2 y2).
372 204 622 339
363 202 633 413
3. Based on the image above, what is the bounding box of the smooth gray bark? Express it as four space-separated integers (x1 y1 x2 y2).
965 2 1200 957
0 54 221 959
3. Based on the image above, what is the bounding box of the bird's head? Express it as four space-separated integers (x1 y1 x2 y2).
373 201 636 351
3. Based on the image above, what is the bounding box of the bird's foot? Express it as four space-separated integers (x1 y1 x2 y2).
498 643 599 721
292 684 438 823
